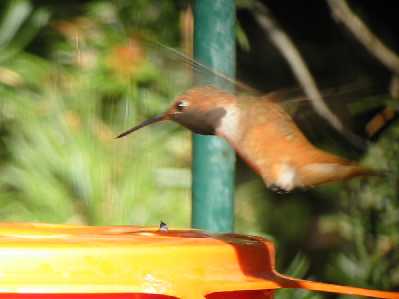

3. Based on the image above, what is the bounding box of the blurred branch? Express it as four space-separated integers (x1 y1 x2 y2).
326 0 399 76
327 0 399 137
252 2 366 149
390 75 399 99
179 4 193 57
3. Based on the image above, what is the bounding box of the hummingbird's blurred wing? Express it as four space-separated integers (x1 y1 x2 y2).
143 39 387 149
144 39 259 95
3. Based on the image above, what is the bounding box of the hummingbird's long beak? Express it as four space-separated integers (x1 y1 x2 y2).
116 114 166 138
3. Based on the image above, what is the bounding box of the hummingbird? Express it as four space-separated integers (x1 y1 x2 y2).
117 85 380 192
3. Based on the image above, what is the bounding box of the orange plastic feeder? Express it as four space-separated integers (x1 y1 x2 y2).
0 223 397 299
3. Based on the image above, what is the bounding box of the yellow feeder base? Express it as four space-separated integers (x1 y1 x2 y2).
0 222 397 299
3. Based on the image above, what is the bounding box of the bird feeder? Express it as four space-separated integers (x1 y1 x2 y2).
0 223 397 299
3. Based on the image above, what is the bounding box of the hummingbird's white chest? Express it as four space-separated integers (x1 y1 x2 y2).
215 104 242 141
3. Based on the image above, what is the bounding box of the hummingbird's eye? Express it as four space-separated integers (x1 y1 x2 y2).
176 100 189 112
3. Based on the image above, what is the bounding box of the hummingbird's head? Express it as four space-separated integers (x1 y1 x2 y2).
116 86 236 138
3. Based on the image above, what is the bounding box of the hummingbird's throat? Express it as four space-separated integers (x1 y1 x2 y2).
173 107 226 135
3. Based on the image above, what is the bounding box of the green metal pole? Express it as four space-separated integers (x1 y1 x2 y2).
191 0 236 233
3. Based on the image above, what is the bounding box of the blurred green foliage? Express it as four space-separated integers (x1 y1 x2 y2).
323 124 399 290
0 0 398 297
0 0 49 62
0 0 191 225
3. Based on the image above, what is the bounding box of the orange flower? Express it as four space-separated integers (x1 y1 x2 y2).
106 39 145 78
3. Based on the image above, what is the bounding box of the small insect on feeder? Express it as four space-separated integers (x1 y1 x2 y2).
0 223 397 299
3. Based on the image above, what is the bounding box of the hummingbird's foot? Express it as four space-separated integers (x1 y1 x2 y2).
269 184 290 194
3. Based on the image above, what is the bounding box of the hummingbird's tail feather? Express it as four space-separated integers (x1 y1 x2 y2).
347 165 387 178
299 162 384 187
